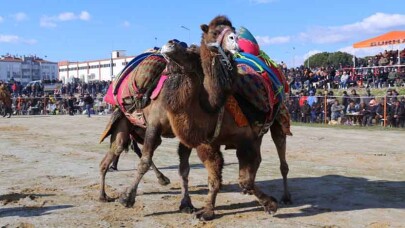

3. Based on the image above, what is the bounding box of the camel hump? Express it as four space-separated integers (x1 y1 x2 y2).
114 54 167 112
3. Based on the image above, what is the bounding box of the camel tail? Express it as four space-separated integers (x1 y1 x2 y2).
99 107 125 143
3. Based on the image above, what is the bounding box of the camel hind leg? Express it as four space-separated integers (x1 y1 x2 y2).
270 121 292 204
130 139 170 186
99 118 130 202
7 107 12 118
194 144 223 221
119 125 162 207
236 138 278 214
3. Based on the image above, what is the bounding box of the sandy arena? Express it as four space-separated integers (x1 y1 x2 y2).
0 115 404 227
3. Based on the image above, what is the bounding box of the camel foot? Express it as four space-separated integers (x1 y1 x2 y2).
157 175 171 186
118 192 135 208
99 193 114 202
194 207 215 221
108 166 118 172
241 188 254 195
179 197 195 214
259 195 278 215
281 193 292 205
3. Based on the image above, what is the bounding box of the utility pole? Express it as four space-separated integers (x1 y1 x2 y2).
292 47 295 68
307 56 310 69
180 25 191 44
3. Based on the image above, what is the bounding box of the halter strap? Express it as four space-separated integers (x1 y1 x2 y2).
205 106 225 144
206 27 231 48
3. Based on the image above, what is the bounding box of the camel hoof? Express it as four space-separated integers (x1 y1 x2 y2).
281 193 292 205
180 205 196 214
118 193 135 208
179 196 195 214
108 166 118 172
242 188 254 195
99 194 114 203
158 175 171 186
261 196 278 215
179 202 196 214
194 208 215 221
99 193 108 202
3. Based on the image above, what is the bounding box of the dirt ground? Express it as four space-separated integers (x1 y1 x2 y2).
0 115 404 228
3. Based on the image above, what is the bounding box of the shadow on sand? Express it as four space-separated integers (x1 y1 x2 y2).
0 192 73 218
0 205 73 218
158 162 238 170
144 174 405 218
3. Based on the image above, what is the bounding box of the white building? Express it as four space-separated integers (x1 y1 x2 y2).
0 54 58 84
58 50 135 83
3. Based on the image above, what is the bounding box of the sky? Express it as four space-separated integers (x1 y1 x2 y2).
1 0 404 67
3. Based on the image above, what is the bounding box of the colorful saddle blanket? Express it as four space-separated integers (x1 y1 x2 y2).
234 52 284 102
104 51 167 126
234 52 285 115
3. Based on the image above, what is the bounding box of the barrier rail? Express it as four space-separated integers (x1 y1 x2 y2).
286 95 404 128
1 95 112 116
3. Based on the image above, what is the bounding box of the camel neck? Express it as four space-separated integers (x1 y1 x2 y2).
199 44 235 113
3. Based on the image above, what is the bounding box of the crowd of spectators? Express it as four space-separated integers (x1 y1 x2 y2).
285 49 405 92
286 88 404 128
366 49 405 67
2 80 111 98
0 80 112 116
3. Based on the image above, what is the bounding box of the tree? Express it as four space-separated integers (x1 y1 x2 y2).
304 51 354 68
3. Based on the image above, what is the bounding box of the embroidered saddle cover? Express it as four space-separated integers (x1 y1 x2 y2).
104 51 167 126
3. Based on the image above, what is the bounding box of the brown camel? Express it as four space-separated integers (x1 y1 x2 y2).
198 15 290 207
98 45 197 211
118 16 288 220
99 44 220 215
0 85 12 118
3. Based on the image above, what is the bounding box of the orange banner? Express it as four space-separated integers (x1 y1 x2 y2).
353 31 405 48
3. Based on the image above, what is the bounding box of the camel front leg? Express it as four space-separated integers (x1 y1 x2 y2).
177 143 195 213
118 126 161 207
194 144 223 221
236 140 278 214
270 121 292 204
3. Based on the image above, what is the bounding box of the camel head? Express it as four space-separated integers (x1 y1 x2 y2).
161 39 201 74
161 39 188 60
200 15 239 54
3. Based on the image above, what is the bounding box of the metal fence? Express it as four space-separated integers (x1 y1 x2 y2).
3 95 112 116
286 94 404 128
3 94 404 129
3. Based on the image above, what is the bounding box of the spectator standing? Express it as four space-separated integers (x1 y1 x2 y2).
306 90 318 107
331 99 344 121
340 71 349 89
341 91 351 114
361 100 378 126
390 98 404 127
301 100 311 123
83 93 94 118
68 94 75 116
361 88 375 105
350 89 361 108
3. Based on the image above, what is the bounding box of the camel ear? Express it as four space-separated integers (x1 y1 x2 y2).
201 24 209 33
